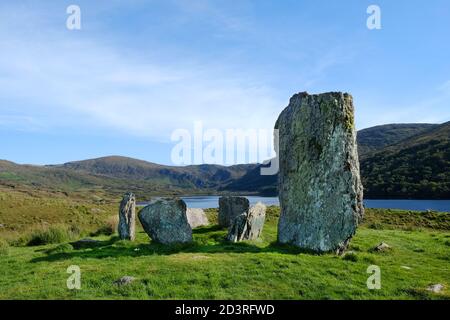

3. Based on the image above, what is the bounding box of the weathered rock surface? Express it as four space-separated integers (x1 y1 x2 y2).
275 92 364 253
114 276 136 286
373 242 391 252
227 202 266 242
427 284 444 293
138 198 192 244
218 196 250 228
118 192 136 240
186 208 209 228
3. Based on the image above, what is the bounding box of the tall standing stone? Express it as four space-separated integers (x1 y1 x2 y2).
138 198 192 244
118 192 136 240
275 92 364 253
218 196 249 228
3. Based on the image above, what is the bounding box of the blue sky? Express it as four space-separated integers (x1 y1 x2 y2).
1 0 449 165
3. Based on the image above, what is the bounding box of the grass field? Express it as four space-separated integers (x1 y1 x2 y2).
0 203 449 300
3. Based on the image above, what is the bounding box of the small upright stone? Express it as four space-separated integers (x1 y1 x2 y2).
276 92 364 253
218 196 249 228
186 208 209 228
227 202 266 242
118 192 136 240
138 198 192 244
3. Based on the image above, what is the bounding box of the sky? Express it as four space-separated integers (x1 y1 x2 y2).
0 0 449 165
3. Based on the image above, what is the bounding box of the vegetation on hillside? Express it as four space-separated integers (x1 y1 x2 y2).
361 122 450 199
357 123 438 158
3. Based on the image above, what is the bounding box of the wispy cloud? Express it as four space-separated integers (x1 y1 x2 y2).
0 2 283 141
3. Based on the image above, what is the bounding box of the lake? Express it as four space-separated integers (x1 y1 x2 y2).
174 196 450 212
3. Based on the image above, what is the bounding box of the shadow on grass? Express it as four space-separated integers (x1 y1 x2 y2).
31 226 323 263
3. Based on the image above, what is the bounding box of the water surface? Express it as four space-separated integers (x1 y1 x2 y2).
178 196 450 212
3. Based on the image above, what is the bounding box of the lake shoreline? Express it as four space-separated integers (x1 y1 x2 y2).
137 196 450 213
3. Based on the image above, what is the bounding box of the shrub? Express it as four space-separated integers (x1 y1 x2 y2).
362 254 378 264
368 222 384 230
27 224 74 246
0 239 10 256
343 252 359 262
91 215 118 236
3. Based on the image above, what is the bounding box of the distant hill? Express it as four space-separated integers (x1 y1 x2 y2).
0 123 449 199
357 123 438 158
0 156 257 199
360 121 450 199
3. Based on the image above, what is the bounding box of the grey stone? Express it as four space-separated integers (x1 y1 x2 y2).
114 276 136 286
186 208 209 228
401 266 412 270
374 242 391 252
427 284 444 293
118 192 136 240
218 196 249 228
227 202 266 242
275 92 364 253
138 198 192 244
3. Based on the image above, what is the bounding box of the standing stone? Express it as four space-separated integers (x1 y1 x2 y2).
186 208 209 228
218 196 249 228
118 192 136 240
227 202 266 242
138 198 192 244
275 92 364 253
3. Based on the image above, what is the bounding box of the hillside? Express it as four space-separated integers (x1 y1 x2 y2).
0 156 257 200
0 123 449 199
357 123 438 158
361 121 450 199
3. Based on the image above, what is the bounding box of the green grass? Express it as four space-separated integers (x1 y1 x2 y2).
0 207 449 300
0 187 117 242
26 225 79 246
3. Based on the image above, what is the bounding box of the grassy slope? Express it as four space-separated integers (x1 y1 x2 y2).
0 207 449 300
0 186 118 242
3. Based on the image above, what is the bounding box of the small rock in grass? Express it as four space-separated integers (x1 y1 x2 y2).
114 276 136 286
374 242 390 252
426 284 444 293
401 266 411 270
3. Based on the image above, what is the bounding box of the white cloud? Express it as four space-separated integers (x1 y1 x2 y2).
0 3 283 142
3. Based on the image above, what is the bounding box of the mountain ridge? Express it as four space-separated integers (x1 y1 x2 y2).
1 122 449 199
